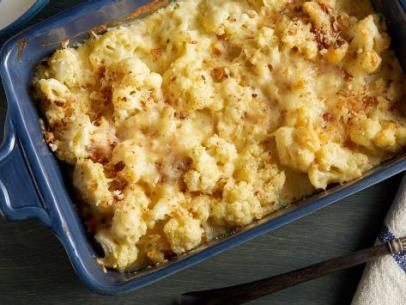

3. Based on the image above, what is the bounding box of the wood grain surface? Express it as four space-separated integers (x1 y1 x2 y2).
0 1 403 304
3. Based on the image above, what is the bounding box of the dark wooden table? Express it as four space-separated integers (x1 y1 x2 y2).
0 1 402 304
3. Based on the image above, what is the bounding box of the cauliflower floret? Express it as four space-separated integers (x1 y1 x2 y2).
256 26 276 49
209 198 227 226
260 171 286 211
89 29 142 68
221 180 263 226
53 113 94 163
351 15 384 52
324 42 349 64
275 70 324 123
188 195 211 222
157 106 177 137
37 78 71 103
346 16 389 75
138 234 168 265
176 118 208 150
217 78 273 142
303 1 334 34
89 117 117 161
260 0 286 10
349 49 382 75
163 214 203 254
200 0 258 40
374 123 397 149
148 184 186 224
48 48 85 88
233 143 285 211
36 78 74 126
275 126 320 172
108 57 163 122
206 135 238 177
349 116 382 150
309 143 369 189
200 0 236 35
163 46 222 112
279 18 318 60
108 57 151 83
111 85 146 122
184 146 221 193
111 140 159 185
117 107 161 140
373 122 406 152
175 111 214 150
349 116 406 153
111 192 148 243
73 159 113 212
95 229 139 271
302 1 351 64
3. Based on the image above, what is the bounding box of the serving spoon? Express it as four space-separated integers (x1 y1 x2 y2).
178 237 406 305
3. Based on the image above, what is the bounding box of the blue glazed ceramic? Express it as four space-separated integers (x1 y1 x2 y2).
0 0 405 295
0 0 49 42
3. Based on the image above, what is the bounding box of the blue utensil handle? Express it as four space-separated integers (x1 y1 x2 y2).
0 119 50 225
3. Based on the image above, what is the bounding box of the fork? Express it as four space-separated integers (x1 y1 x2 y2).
178 237 406 305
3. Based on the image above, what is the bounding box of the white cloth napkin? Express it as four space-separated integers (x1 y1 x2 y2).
351 175 406 305
0 0 36 30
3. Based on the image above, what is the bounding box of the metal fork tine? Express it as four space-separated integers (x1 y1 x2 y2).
388 238 406 255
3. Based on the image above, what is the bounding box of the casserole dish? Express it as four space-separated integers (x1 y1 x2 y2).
0 0 405 295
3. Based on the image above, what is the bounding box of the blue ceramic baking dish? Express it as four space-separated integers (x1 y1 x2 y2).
0 0 405 295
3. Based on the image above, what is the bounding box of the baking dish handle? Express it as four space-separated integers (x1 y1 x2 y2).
0 119 50 226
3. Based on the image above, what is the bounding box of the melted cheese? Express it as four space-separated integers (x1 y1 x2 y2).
34 0 406 271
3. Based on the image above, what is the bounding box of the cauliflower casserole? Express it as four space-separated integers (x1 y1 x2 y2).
34 0 406 271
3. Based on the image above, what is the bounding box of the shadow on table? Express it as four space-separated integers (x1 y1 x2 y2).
0 219 178 305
